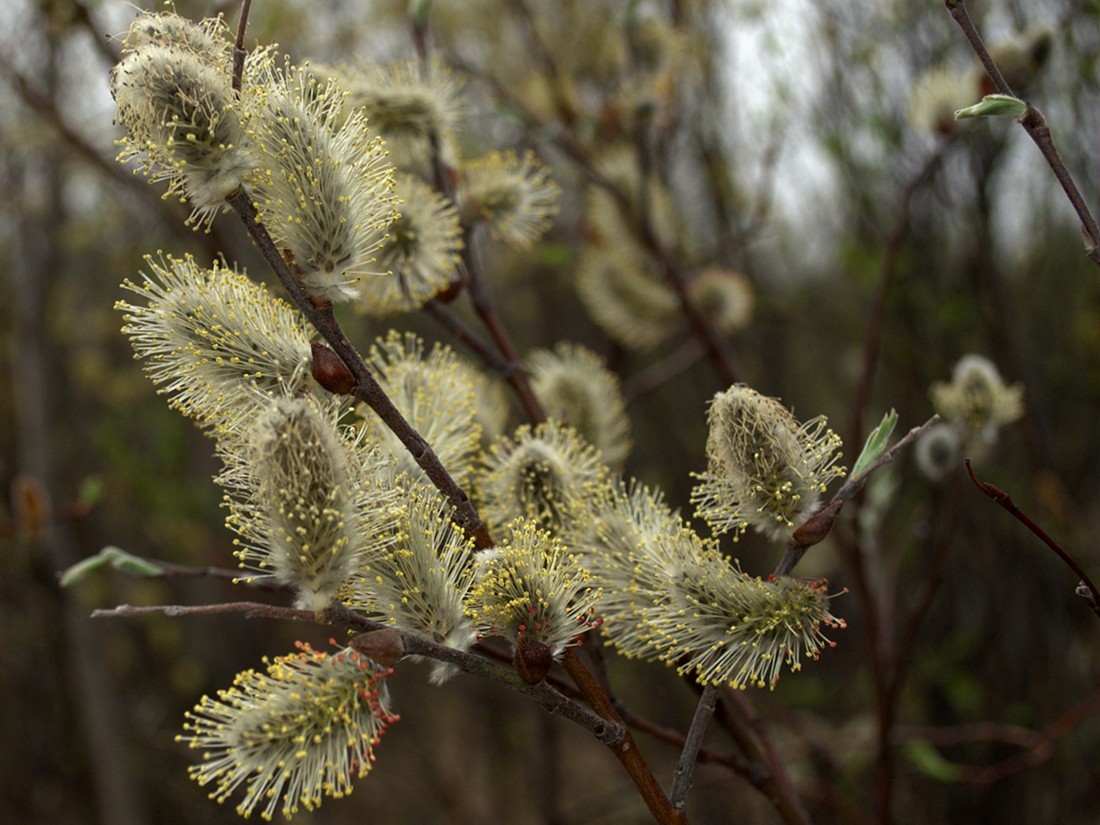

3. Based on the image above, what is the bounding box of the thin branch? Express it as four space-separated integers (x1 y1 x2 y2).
945 0 1100 267
851 143 954 446
448 52 738 387
871 481 962 825
561 649 689 825
964 460 1100 618
232 0 253 92
225 188 493 550
93 601 622 744
617 705 757 780
422 298 519 378
712 690 813 825
670 684 719 812
417 71 546 425
458 237 547 424
0 54 232 261
143 557 295 590
774 415 939 577
897 688 1100 785
93 601 314 622
622 337 706 405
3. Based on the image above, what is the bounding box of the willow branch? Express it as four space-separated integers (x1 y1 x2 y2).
420 88 546 424
93 601 620 743
898 689 1100 785
851 143 954 446
712 690 813 825
0 54 232 261
622 338 706 405
964 460 1100 618
419 55 544 423
670 684 719 812
562 649 688 825
458 239 547 424
232 0 253 92
449 52 738 387
774 415 939 576
225 188 493 550
945 0 1100 267
422 298 519 378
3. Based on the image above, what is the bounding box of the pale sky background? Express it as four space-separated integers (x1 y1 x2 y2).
0 0 1072 276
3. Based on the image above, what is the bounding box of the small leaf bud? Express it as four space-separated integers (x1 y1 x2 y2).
954 94 1027 120
349 629 407 668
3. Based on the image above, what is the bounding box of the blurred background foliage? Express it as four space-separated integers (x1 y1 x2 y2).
2 0 1100 822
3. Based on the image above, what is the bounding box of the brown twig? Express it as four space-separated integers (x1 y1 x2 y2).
964 460 1100 618
0 53 232 261
945 0 1100 267
774 415 939 577
422 298 519 378
871 479 962 825
850 143 955 447
90 555 290 588
448 52 738 388
419 79 546 424
225 189 493 550
94 600 622 744
562 649 688 825
897 688 1100 785
458 239 547 424
713 690 813 825
622 338 706 404
616 705 757 779
231 0 252 92
670 684 719 812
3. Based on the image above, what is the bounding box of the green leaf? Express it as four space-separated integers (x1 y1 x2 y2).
954 94 1027 120
851 409 898 478
904 739 963 783
59 546 163 587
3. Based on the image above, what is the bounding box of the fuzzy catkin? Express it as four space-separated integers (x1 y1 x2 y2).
179 643 398 820
226 397 369 609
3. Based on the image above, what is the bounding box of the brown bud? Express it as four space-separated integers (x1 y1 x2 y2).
348 629 407 668
791 500 843 548
311 341 356 395
513 634 553 684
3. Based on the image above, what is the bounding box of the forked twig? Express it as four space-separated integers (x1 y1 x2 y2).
774 415 939 577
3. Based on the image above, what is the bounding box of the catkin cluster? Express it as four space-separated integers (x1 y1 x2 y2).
109 9 856 821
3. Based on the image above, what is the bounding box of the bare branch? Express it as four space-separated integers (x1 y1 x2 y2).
670 684 719 812
945 0 1100 267
964 460 1100 619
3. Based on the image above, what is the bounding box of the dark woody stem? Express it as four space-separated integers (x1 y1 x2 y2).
226 188 493 550
424 125 548 424
670 683 718 811
945 0 1100 267
964 460 1100 619
562 649 689 825
445 53 739 388
232 0 253 92
774 415 939 577
93 601 622 743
